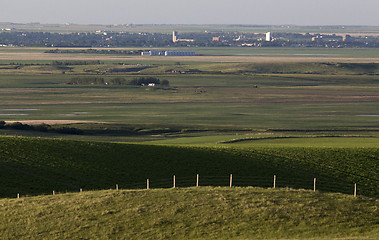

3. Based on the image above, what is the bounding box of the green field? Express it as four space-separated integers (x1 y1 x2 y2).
0 134 378 238
1 187 378 240
0 47 378 239
0 136 377 198
0 61 379 131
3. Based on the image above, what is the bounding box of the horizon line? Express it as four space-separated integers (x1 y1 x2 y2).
1 22 379 28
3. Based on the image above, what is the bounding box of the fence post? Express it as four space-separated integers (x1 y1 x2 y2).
354 183 357 197
17 193 20 199
53 190 55 196
173 175 176 188
313 178 316 192
273 175 276 189
196 174 199 187
80 188 82 193
147 179 150 190
230 174 233 187
116 184 119 191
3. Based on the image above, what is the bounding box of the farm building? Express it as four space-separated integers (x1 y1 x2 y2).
172 31 194 43
266 32 272 41
141 50 165 56
150 50 165 56
141 50 196 56
165 51 195 56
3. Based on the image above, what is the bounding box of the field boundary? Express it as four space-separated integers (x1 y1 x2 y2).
14 174 368 199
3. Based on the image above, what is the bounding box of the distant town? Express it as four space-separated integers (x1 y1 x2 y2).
0 24 378 48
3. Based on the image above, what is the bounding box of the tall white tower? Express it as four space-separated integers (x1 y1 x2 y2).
172 31 178 43
265 32 272 42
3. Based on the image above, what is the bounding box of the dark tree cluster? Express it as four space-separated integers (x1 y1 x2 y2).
0 121 83 135
46 49 146 55
0 32 171 47
67 76 169 86
128 77 161 86
52 60 103 66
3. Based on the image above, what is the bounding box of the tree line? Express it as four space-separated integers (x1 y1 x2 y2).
0 121 83 135
68 77 169 86
46 49 146 55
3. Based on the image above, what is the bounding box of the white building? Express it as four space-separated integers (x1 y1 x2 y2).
172 31 178 43
141 50 165 56
142 50 196 56
266 32 272 42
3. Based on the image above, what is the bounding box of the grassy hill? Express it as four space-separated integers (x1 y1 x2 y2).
0 136 378 198
1 187 378 239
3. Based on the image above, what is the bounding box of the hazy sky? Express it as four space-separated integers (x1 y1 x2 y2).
1 0 378 26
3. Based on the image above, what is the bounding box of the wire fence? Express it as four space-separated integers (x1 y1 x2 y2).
15 174 376 199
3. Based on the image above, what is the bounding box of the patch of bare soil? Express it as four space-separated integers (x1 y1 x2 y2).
5 120 107 125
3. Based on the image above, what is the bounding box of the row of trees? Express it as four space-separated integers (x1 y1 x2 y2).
0 121 83 134
128 77 169 86
68 77 169 86
52 60 103 66
46 49 146 55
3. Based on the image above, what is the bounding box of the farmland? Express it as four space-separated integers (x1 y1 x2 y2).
0 45 378 238
0 52 379 133
0 48 378 186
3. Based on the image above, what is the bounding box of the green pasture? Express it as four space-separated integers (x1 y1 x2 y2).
1 187 377 240
225 136 379 148
1 71 379 130
148 135 379 147
0 136 377 198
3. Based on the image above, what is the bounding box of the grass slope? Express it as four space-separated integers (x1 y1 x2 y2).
0 187 378 239
0 136 378 198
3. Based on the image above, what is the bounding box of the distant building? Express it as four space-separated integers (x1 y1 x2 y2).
165 51 195 56
343 34 352 41
172 31 178 43
149 50 165 56
265 32 272 42
212 36 220 41
141 50 195 56
141 50 165 56
172 31 194 43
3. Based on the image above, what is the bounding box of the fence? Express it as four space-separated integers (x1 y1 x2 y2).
15 174 365 199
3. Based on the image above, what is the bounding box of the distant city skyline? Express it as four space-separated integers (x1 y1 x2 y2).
1 0 378 26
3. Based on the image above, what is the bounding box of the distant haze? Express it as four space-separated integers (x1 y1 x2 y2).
1 0 378 26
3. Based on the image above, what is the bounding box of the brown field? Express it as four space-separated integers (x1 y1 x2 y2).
0 52 379 63
5 120 106 125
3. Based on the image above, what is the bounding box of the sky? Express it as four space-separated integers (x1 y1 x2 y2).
1 0 378 26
